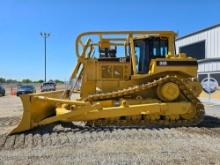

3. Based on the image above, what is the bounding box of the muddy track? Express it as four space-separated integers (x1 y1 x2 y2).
1 115 220 151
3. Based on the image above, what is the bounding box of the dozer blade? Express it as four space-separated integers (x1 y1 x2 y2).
11 91 66 134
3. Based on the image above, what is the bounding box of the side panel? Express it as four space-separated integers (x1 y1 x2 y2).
80 59 133 97
96 61 131 92
149 58 198 77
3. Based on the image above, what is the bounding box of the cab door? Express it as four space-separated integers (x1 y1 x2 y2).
133 37 169 75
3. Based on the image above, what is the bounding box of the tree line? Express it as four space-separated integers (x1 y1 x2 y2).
0 77 64 84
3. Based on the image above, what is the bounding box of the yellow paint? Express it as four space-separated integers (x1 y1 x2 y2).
157 82 180 101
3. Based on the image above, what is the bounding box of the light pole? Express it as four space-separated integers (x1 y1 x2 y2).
40 32 50 82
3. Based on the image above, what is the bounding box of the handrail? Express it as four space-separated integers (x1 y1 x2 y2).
75 31 176 57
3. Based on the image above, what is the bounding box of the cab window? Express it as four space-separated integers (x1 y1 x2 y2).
134 37 168 74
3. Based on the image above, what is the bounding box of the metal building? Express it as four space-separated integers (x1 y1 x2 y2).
176 24 220 85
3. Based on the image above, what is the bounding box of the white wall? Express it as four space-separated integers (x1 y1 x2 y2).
176 26 220 72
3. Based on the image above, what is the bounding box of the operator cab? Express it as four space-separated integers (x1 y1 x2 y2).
134 37 168 74
98 36 169 74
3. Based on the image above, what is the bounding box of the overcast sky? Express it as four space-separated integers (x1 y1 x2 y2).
0 0 220 81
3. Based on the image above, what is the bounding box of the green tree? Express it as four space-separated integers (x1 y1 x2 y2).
38 80 44 83
0 77 6 83
6 79 17 83
54 79 64 84
33 80 44 83
21 79 32 83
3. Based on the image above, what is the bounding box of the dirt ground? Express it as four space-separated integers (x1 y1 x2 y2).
0 95 220 164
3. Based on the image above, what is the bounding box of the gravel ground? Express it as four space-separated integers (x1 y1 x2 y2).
0 95 220 164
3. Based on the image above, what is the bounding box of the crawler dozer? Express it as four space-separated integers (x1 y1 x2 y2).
11 31 205 134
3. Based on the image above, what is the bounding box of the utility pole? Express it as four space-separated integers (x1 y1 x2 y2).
40 32 50 82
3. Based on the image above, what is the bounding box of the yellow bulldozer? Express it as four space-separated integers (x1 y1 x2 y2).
11 31 205 134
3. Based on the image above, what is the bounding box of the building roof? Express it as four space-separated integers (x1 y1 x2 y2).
198 58 220 64
176 23 220 41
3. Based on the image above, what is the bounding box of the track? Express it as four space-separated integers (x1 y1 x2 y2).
85 75 205 127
